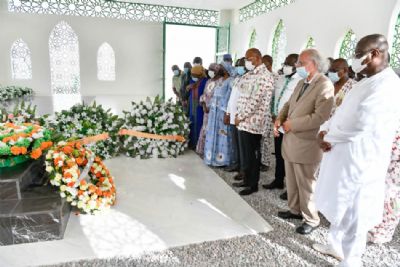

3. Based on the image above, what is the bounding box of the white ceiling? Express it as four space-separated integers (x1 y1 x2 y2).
113 0 252 10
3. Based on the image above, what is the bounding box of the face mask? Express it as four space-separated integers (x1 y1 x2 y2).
192 77 199 82
296 66 309 79
173 70 180 76
328 72 340 83
245 60 255 71
352 53 369 74
236 66 246 76
193 63 201 67
208 70 215 78
184 68 189 74
283 65 294 76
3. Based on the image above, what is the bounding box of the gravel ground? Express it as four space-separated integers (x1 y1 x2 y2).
46 164 400 267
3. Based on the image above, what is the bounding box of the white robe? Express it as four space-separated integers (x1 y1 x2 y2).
315 68 400 230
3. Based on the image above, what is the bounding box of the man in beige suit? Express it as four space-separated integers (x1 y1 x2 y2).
275 49 334 235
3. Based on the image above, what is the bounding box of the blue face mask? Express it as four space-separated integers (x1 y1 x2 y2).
192 77 199 82
328 72 340 83
236 66 246 76
184 68 189 74
173 70 180 76
296 66 309 79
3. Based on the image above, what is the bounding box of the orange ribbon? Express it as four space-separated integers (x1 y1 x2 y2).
75 133 110 145
72 130 186 145
119 129 186 142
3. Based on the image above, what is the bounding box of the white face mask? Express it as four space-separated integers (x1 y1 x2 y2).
283 65 294 76
245 60 255 71
208 70 215 78
193 63 201 67
352 53 369 74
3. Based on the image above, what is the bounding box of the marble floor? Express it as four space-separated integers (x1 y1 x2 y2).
0 151 272 267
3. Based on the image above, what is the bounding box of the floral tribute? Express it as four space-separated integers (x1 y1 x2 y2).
45 141 116 214
0 86 34 102
121 96 190 159
1 101 48 125
53 102 123 159
0 122 53 167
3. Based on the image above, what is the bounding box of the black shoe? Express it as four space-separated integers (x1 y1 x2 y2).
224 166 239 172
233 173 244 181
277 210 302 220
239 187 258 195
296 223 319 235
279 191 288 200
232 182 248 188
262 182 284 190
260 165 269 172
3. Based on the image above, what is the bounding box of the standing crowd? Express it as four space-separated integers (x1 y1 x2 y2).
171 34 400 267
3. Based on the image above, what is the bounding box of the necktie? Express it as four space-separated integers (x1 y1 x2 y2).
296 83 310 102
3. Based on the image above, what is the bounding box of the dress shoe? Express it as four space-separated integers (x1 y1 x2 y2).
232 182 248 188
239 187 258 195
296 223 319 235
260 165 269 172
312 243 343 261
277 210 302 220
280 191 288 200
262 182 284 190
233 173 244 181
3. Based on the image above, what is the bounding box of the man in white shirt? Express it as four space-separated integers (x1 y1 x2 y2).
313 34 400 267
263 54 301 191
225 57 247 177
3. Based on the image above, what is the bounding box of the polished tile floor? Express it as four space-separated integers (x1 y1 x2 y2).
0 151 272 267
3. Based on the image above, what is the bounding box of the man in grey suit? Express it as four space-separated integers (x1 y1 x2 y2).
274 49 334 235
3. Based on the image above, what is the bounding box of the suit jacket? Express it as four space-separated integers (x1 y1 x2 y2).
277 73 334 164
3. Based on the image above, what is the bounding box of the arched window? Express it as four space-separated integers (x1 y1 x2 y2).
10 39 32 80
49 21 80 95
249 29 257 48
49 21 81 112
271 19 287 71
339 29 357 64
390 12 400 69
305 36 316 49
97 42 116 81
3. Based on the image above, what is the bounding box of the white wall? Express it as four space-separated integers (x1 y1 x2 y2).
0 5 163 99
230 0 399 66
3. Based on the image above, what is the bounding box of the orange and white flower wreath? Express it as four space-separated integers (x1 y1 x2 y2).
45 141 116 214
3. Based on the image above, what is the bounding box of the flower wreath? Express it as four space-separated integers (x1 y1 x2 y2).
121 96 190 159
0 86 34 102
46 141 116 214
0 122 53 168
53 102 122 159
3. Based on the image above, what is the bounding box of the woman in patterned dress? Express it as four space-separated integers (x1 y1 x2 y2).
368 127 400 244
196 63 222 156
203 62 237 167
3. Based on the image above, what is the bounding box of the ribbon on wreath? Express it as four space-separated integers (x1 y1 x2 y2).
72 129 186 145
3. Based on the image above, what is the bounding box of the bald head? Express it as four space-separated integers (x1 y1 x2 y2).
246 48 262 59
245 48 263 69
356 34 389 55
354 34 389 77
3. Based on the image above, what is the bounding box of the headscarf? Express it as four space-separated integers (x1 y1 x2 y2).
221 61 236 77
191 65 206 78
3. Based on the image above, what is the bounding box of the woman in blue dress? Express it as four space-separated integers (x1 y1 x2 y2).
187 65 208 149
204 62 237 167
